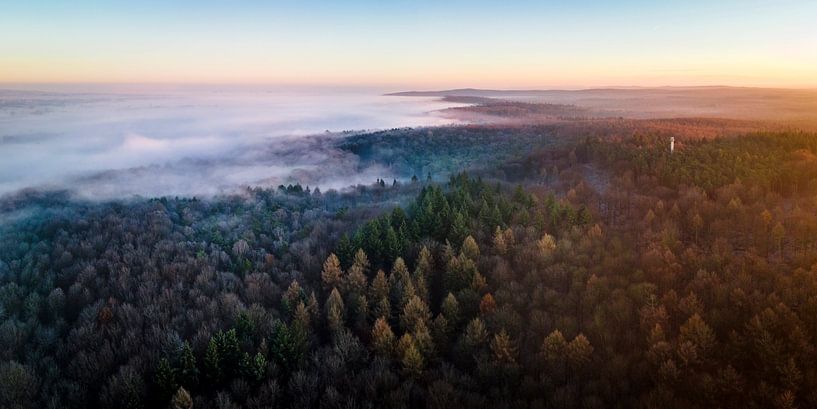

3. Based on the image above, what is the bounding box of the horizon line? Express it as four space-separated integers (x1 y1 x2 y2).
3 82 817 94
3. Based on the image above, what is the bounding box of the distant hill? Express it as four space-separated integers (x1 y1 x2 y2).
387 88 570 97
386 85 794 98
388 86 817 124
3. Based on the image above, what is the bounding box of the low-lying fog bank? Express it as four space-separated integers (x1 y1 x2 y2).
0 86 466 200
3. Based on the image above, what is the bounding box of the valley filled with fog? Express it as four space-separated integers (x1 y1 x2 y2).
0 87 464 199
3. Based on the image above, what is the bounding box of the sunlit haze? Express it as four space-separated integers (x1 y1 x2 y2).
2 0 816 88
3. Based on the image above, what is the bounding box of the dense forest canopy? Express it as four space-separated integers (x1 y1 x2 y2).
3 112 817 409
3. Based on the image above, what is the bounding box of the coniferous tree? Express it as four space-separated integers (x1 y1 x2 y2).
270 321 306 373
352 248 371 275
479 293 496 316
412 319 436 358
372 296 392 323
336 234 355 268
384 227 401 264
461 235 480 261
537 233 557 261
293 301 311 330
370 269 389 301
204 338 222 386
566 334 593 370
351 293 370 335
216 329 241 379
326 288 346 334
284 280 303 308
172 387 193 409
178 342 198 389
371 316 396 356
400 295 431 333
321 254 343 292
541 330 567 368
390 258 415 309
490 329 517 365
441 292 461 329
344 251 369 297
463 318 488 352
399 335 424 377
250 352 267 383
431 313 451 352
450 212 469 245
155 358 178 404
493 226 508 254
414 246 433 303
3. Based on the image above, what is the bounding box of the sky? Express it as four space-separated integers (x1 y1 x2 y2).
1 0 816 88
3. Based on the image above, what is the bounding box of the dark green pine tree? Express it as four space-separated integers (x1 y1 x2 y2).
397 222 411 251
390 207 408 230
178 342 199 388
512 184 529 206
435 199 453 241
238 352 253 380
270 322 306 374
490 204 503 229
204 337 222 386
155 358 178 404
478 198 493 227
384 226 401 265
216 329 242 379
251 352 267 383
361 221 383 268
419 202 437 238
449 211 469 246
235 311 255 342
336 233 355 269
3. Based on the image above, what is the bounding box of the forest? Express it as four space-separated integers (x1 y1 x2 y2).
3 116 817 409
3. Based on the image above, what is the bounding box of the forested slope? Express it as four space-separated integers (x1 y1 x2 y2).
3 125 817 409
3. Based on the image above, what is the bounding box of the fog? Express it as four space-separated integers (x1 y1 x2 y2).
0 86 463 199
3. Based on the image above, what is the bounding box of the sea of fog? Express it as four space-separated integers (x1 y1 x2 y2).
0 86 464 199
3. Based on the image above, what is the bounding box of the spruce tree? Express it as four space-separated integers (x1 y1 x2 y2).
155 358 177 403
178 342 198 388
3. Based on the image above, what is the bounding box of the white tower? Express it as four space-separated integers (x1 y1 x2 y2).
670 137 675 154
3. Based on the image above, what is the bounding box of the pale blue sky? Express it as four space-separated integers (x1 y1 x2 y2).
1 0 815 87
